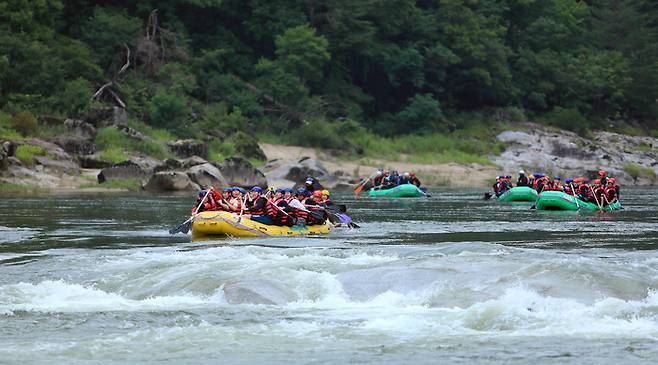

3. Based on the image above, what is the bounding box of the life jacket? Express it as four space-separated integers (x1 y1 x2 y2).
248 196 268 216
228 197 242 212
564 185 573 195
604 186 617 203
578 184 592 200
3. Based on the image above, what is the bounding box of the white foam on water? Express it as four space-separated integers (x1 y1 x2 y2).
0 280 226 313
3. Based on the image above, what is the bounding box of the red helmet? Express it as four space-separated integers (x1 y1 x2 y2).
609 178 616 184
410 172 415 177
594 179 601 184
598 170 607 176
312 190 323 198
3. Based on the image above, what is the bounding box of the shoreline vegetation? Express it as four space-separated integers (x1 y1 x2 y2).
2 1 658 192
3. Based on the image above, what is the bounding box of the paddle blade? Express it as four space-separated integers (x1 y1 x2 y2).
169 217 192 235
354 184 364 195
483 192 493 200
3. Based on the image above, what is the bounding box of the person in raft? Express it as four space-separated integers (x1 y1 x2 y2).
516 170 529 187
191 183 349 227
371 170 422 190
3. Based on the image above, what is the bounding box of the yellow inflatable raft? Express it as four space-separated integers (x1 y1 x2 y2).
191 211 332 238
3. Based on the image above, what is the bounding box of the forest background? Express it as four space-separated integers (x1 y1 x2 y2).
1 0 657 168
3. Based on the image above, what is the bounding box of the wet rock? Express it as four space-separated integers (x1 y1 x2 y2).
53 136 96 156
167 139 208 159
63 119 97 139
187 163 227 189
143 171 200 191
218 157 268 188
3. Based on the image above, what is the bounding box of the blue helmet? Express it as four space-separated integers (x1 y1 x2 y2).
251 186 263 193
275 188 285 193
565 178 573 184
554 176 561 180
223 187 233 192
296 187 310 196
284 187 294 193
236 187 247 194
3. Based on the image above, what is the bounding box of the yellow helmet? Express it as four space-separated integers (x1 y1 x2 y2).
322 189 330 197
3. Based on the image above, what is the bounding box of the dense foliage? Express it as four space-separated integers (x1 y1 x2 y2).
1 0 657 145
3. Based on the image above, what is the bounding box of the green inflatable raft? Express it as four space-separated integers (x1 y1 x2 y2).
368 184 425 198
497 186 538 202
535 191 621 211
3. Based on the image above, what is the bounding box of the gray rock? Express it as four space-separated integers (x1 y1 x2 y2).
180 155 208 169
167 139 208 159
33 155 80 173
63 119 97 139
218 157 268 188
492 124 658 185
143 171 201 192
53 136 96 156
116 125 154 143
187 163 227 189
97 160 150 183
23 139 70 160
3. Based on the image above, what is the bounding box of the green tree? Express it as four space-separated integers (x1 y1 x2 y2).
275 25 330 85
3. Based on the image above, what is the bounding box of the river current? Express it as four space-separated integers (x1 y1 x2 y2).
1 188 657 364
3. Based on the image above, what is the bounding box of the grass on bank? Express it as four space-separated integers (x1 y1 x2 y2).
80 178 142 191
94 127 173 162
15 145 47 165
623 163 657 183
258 118 503 166
0 182 47 194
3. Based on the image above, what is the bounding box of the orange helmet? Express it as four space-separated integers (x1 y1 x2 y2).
312 190 323 198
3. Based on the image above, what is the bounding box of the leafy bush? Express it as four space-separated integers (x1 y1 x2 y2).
11 111 38 136
148 90 191 133
15 145 46 165
623 163 657 183
543 107 592 138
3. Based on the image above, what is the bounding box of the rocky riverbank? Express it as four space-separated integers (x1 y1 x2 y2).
1 120 656 192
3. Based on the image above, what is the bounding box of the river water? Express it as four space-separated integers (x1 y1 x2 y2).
1 188 657 364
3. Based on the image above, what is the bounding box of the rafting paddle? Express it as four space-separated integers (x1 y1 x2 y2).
169 189 211 234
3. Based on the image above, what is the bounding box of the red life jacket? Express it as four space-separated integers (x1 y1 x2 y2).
604 187 617 202
248 196 268 216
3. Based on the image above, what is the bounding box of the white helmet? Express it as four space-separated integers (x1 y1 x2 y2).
519 170 525 175
404 172 410 177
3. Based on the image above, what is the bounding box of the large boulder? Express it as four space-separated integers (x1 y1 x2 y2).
23 139 71 160
63 119 97 139
143 171 201 192
233 131 267 160
180 155 208 169
78 155 113 169
53 136 96 156
187 163 227 188
33 155 80 173
218 157 268 188
97 160 151 183
167 139 208 159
